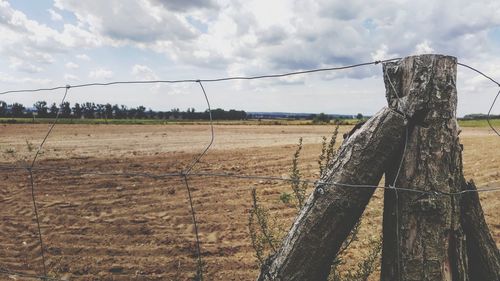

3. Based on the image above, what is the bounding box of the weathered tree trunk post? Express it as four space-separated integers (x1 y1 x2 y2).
381 54 469 281
257 107 406 281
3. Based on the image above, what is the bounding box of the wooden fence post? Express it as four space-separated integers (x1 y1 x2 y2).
381 54 469 281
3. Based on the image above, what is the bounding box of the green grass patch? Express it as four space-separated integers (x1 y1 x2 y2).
458 119 500 127
6 117 494 127
0 117 363 126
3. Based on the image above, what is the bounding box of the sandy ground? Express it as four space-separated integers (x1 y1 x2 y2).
0 124 498 280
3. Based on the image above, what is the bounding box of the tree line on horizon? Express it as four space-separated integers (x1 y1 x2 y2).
0 100 247 120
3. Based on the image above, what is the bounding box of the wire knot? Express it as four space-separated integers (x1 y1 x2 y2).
431 190 441 196
316 187 325 195
65 84 71 89
374 60 381 65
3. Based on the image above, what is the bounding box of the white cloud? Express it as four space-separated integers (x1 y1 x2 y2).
64 73 79 81
45 0 500 78
131 64 158 80
48 8 63 21
0 0 99 81
371 45 391 61
54 0 200 43
1 0 500 115
76 54 91 61
89 68 113 79
65 62 79 69
414 40 435 54
0 72 51 84
9 57 43 73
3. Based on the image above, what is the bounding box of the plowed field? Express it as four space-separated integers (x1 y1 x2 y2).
1 124 498 280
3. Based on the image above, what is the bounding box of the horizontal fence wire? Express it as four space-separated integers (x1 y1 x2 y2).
0 59 401 95
0 57 499 281
0 166 499 196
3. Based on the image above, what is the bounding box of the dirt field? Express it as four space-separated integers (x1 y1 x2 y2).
1 124 499 280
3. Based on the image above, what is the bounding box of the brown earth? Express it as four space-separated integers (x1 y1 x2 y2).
0 124 499 280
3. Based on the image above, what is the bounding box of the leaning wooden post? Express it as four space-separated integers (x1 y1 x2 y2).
257 107 405 281
381 54 469 281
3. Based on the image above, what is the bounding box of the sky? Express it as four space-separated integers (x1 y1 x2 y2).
0 0 499 116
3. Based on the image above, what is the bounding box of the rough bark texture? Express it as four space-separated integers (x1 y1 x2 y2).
257 107 405 281
460 181 500 281
380 54 468 281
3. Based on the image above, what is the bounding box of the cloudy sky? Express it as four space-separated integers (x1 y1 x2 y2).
0 0 499 116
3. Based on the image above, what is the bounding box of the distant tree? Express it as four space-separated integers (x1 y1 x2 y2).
83 102 96 118
72 103 82 118
157 111 165 119
112 104 123 118
171 108 180 118
313 112 330 123
356 113 363 120
34 101 48 118
11 103 25 117
118 105 128 119
104 103 113 119
128 107 137 119
49 103 59 118
0 100 248 121
185 107 196 119
136 106 146 119
61 102 72 118
147 109 154 119
96 104 105 119
0 101 7 117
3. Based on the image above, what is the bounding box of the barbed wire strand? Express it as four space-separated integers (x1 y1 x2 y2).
25 85 70 278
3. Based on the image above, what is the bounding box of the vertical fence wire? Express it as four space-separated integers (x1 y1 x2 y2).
180 81 215 280
487 89 500 137
25 85 70 277
384 68 407 281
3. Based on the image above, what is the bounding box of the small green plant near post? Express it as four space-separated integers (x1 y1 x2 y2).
318 126 339 178
4 147 16 156
290 137 307 209
279 192 292 205
25 139 34 152
248 188 286 266
249 124 382 280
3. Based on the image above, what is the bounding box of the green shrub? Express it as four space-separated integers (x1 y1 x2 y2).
248 124 382 280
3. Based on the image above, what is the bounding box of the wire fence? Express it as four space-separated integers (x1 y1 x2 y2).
0 57 499 281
